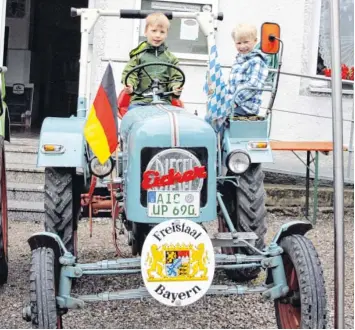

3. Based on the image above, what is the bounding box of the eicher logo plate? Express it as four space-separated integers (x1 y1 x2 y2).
141 219 215 307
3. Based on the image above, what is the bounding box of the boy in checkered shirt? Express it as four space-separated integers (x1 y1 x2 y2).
227 23 269 116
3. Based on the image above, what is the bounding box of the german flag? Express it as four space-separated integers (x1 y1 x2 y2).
84 63 118 164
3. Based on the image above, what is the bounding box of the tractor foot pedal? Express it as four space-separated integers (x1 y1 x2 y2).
211 232 257 248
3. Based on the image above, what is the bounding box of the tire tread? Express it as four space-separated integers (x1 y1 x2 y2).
275 235 327 329
30 247 58 329
44 168 74 253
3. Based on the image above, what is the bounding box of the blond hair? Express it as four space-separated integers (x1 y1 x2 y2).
145 12 170 30
231 23 257 41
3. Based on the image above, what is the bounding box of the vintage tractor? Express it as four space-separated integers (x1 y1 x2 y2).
22 8 327 329
0 66 10 286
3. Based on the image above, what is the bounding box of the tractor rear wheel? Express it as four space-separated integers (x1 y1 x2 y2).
274 235 327 329
219 163 267 281
44 168 81 255
30 247 62 329
0 144 8 285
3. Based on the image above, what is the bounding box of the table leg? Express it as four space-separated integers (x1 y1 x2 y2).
312 151 319 224
305 150 310 218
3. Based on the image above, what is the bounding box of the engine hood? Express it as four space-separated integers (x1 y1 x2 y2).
120 104 216 148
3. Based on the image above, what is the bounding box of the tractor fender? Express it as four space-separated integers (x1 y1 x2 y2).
222 129 273 164
37 117 86 168
271 220 313 245
28 232 65 264
222 116 273 164
265 220 313 285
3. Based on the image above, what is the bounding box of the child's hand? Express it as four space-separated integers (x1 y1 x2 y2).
124 84 133 94
173 86 183 96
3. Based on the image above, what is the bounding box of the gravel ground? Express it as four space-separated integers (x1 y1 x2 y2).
0 214 353 329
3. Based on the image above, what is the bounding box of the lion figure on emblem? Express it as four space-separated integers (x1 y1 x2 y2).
190 243 208 278
146 244 164 278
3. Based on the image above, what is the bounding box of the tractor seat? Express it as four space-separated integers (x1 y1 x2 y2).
117 90 131 119
117 90 184 118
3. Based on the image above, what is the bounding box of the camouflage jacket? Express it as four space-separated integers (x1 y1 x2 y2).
121 41 183 104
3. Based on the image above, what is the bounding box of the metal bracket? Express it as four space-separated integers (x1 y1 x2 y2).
61 266 83 278
262 254 289 300
59 252 76 266
262 284 289 300
195 12 215 37
80 9 100 34
261 255 282 268
211 232 257 248
57 296 85 310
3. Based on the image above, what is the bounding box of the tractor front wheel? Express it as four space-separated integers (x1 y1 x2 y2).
30 247 62 329
274 235 327 329
0 144 8 285
44 168 81 255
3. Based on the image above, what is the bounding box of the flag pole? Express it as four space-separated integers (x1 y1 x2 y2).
329 0 345 327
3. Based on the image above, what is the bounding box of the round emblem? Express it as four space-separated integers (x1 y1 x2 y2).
141 219 215 307
146 149 204 191
185 194 194 203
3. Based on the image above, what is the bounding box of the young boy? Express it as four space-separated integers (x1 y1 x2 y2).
121 12 183 110
228 23 269 116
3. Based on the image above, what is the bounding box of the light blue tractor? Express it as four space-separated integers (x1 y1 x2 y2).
22 8 327 329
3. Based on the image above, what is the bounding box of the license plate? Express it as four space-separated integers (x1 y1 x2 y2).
147 191 200 218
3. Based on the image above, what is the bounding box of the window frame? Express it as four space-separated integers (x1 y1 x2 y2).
133 0 219 61
306 0 354 95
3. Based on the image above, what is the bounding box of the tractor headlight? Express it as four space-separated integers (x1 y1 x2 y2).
226 151 251 174
89 157 115 178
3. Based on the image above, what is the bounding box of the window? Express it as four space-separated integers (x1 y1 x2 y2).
317 0 354 79
6 0 26 18
138 0 218 60
308 0 354 94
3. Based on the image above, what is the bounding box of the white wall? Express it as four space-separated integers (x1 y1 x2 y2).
217 0 353 146
0 0 352 144
88 0 353 146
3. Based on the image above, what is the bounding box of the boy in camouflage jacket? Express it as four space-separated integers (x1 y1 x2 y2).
121 13 183 109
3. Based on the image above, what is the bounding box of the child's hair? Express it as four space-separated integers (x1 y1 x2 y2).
145 12 170 30
231 23 257 41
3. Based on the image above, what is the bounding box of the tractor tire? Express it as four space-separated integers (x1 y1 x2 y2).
131 222 150 256
30 247 62 329
44 168 80 255
274 235 327 329
219 163 267 281
0 144 8 285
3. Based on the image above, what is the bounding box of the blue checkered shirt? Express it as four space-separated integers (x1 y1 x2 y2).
227 50 269 115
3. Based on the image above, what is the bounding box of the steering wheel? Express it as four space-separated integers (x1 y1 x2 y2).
124 62 185 97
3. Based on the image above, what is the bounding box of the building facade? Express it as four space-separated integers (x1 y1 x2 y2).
0 0 353 147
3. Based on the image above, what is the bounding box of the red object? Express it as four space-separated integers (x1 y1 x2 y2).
177 250 190 257
117 90 185 118
117 90 131 119
341 64 349 80
323 64 354 81
142 166 207 190
323 68 332 77
172 98 184 108
275 257 301 328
